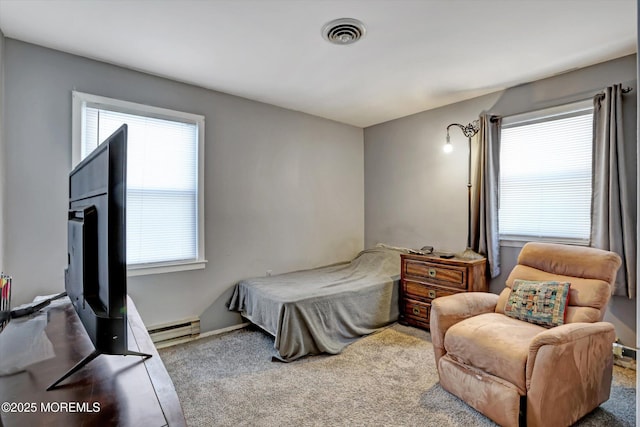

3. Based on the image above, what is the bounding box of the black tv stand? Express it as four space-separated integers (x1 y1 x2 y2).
47 348 152 391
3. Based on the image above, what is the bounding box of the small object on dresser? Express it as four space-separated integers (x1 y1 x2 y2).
408 245 434 256
439 253 455 259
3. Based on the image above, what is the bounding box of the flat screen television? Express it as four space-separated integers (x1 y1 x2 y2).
48 124 150 390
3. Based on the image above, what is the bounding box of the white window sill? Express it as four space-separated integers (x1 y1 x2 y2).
127 259 207 277
499 236 589 248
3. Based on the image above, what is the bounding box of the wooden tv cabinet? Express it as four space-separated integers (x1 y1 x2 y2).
0 296 185 426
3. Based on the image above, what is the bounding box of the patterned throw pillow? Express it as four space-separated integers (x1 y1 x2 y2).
504 280 570 327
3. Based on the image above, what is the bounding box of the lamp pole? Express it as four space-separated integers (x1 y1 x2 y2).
445 120 483 260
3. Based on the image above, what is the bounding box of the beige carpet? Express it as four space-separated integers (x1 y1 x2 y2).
159 323 636 427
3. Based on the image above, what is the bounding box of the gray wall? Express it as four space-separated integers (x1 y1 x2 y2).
364 91 500 252
3 39 364 330
364 55 637 347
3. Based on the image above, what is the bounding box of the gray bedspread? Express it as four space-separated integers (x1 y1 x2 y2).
227 245 407 361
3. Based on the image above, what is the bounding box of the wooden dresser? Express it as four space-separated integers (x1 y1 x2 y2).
399 253 488 330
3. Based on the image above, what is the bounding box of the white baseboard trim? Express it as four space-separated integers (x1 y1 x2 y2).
198 322 250 339
155 322 250 349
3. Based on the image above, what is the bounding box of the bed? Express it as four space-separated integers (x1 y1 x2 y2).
227 245 409 361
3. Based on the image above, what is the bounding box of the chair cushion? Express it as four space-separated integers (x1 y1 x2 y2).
515 242 621 284
504 280 570 327
502 265 613 322
444 313 545 392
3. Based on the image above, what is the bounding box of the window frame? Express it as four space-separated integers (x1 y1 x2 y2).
71 91 206 276
498 100 594 246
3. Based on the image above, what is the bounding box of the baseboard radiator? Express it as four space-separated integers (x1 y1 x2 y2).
148 317 201 349
613 342 637 370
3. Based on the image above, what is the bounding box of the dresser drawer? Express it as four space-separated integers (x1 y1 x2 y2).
403 280 457 301
403 259 467 290
403 298 430 325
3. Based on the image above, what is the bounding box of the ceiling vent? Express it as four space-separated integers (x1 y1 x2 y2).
322 18 366 45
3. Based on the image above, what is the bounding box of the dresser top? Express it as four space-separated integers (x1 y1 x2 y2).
401 252 486 266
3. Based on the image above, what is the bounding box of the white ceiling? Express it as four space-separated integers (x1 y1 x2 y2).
0 0 636 128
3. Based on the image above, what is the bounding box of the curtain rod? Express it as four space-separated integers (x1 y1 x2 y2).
487 84 634 121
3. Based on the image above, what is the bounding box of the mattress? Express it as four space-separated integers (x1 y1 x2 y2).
227 245 407 361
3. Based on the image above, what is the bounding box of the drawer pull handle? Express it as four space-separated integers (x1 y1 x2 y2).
428 268 437 278
428 290 437 299
412 306 421 315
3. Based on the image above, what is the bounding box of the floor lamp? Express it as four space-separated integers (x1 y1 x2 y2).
444 120 484 260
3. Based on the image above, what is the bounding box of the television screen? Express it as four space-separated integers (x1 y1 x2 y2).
49 124 150 390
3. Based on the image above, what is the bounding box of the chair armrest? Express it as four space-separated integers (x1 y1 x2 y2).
526 321 616 386
430 292 499 365
525 322 616 426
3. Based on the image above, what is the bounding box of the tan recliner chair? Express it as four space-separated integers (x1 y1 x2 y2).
430 242 622 427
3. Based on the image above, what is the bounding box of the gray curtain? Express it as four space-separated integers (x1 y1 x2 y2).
592 84 636 298
470 113 501 278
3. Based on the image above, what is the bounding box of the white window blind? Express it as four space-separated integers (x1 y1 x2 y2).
74 92 205 272
499 102 593 244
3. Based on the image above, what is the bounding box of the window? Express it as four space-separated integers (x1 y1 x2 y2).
72 92 206 275
499 101 593 244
